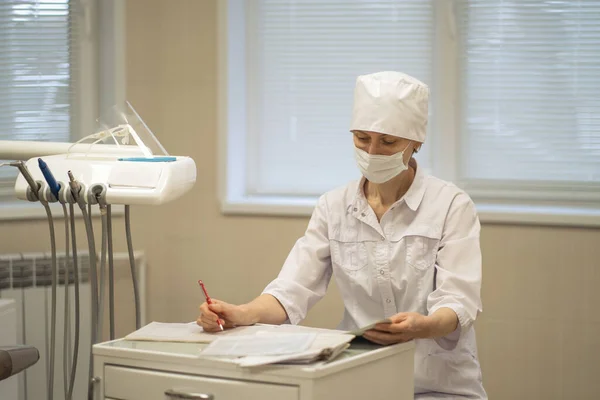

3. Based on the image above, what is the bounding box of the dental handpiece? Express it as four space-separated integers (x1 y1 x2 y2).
9 161 40 199
68 171 81 201
38 158 61 200
10 161 40 199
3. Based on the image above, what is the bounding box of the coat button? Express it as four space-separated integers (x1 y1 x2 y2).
386 298 392 304
379 269 384 275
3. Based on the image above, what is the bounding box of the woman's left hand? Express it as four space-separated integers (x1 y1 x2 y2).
362 312 432 345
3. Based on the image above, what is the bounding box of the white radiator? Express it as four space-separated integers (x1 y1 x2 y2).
0 252 146 400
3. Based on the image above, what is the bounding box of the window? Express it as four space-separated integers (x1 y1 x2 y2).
0 0 82 197
0 0 124 215
220 0 600 225
457 0 600 203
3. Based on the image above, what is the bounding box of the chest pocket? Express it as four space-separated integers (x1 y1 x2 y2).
330 240 368 271
403 226 441 271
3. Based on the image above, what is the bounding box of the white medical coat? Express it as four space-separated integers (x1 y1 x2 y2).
263 164 487 399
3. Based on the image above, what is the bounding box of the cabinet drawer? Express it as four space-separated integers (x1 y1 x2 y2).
104 365 299 400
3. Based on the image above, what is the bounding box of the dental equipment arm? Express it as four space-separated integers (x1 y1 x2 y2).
2 103 196 400
0 141 144 161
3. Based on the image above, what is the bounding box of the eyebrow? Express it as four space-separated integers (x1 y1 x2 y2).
354 131 397 141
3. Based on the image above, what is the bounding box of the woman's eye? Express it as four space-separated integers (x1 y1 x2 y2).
383 141 396 145
358 136 369 141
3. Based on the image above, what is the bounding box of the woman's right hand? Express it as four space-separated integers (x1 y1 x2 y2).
197 299 254 332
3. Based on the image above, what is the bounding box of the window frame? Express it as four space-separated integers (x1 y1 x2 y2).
0 0 126 220
219 0 600 227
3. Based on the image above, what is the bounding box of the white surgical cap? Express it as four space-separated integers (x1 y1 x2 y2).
350 71 429 143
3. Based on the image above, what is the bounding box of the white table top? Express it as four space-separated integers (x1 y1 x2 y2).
94 337 414 380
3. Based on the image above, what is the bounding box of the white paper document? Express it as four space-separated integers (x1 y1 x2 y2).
125 319 391 344
234 333 355 367
201 332 316 357
124 321 265 343
346 318 392 336
260 319 393 337
124 321 387 367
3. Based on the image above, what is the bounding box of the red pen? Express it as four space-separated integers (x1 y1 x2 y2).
198 280 224 331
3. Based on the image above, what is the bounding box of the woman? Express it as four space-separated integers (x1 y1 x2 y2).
198 71 486 399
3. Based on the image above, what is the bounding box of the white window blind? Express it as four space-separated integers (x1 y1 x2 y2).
245 0 433 197
458 0 600 196
0 0 78 185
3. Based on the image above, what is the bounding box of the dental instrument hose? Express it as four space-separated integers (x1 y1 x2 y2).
37 159 59 400
107 205 115 340
67 171 99 400
97 197 108 341
67 203 81 400
7 162 39 400
88 203 94 236
9 161 58 399
61 203 72 400
125 205 141 330
22 157 59 400
40 197 58 400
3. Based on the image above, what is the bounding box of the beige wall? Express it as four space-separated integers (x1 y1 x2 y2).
1 1 599 398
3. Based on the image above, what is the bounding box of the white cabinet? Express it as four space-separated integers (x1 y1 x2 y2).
93 338 415 400
104 366 298 400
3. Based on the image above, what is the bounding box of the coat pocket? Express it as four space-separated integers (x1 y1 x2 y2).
405 234 439 271
330 240 368 271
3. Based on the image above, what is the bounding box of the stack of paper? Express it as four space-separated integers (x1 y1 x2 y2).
347 318 392 335
232 332 355 367
124 319 391 367
201 332 317 357
124 322 274 343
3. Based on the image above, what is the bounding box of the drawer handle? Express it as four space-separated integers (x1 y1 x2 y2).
164 388 214 399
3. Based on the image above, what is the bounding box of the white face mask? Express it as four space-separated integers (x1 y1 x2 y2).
354 144 410 184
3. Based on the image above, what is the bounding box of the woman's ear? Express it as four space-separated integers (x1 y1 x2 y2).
413 143 422 154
